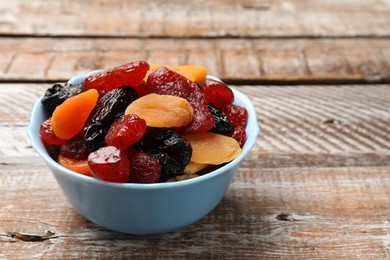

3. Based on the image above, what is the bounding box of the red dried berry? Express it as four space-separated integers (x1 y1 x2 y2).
127 149 161 184
40 118 66 146
223 104 249 147
105 114 147 150
59 134 90 160
203 78 234 110
88 146 130 183
146 67 215 134
84 60 150 95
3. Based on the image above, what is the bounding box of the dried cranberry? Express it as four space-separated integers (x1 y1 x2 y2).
127 149 161 183
203 78 234 110
146 67 215 134
105 114 147 150
88 146 130 183
40 118 66 146
83 60 149 95
223 104 249 147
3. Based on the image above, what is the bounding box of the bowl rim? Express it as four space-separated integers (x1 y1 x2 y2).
28 74 259 190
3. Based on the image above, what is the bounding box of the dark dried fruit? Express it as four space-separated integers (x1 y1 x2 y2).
41 83 84 112
84 60 149 95
146 67 214 134
127 149 161 183
60 134 90 160
84 86 139 151
203 78 234 110
209 104 234 134
88 146 130 183
105 114 147 150
134 127 192 182
40 118 66 146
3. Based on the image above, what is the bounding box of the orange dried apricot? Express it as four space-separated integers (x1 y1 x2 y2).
58 154 92 176
51 89 99 140
184 132 241 165
145 64 208 86
125 93 194 127
184 161 208 174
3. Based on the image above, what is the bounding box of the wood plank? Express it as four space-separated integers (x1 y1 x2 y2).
1 84 390 169
1 0 390 37
0 38 390 82
1 166 390 258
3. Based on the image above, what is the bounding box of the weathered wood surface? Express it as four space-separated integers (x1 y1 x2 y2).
1 0 390 37
1 38 390 83
1 84 390 258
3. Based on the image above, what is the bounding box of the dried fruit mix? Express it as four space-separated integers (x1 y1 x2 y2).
39 60 248 183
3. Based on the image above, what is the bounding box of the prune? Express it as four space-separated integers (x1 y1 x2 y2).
146 67 215 134
88 146 130 183
134 127 192 182
209 104 234 134
105 114 147 150
127 149 161 183
84 86 139 151
84 60 149 95
60 134 90 160
203 78 234 110
41 83 84 112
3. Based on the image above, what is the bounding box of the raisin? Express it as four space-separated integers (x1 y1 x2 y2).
125 93 193 128
209 104 234 134
84 86 139 151
40 118 66 146
84 60 149 95
134 127 192 182
105 114 147 150
41 83 84 112
88 146 130 183
203 79 234 110
146 67 214 134
127 149 161 183
60 134 90 160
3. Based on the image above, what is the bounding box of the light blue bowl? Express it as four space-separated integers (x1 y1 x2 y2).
28 73 259 234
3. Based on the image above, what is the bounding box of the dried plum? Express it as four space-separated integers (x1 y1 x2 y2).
209 104 234 134
84 86 138 151
41 83 84 112
134 127 192 182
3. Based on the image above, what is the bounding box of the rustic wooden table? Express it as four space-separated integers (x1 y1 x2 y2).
1 1 390 259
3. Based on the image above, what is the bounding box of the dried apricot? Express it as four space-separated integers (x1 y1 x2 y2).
184 161 208 174
58 154 92 176
125 93 194 127
184 132 241 165
51 89 99 140
177 65 208 86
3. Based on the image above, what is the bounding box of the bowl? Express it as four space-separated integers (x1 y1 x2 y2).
27 72 259 234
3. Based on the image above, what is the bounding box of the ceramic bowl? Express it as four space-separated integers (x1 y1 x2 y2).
28 72 259 234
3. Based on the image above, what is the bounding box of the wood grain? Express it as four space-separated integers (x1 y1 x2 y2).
0 38 390 83
1 0 390 38
2 167 390 258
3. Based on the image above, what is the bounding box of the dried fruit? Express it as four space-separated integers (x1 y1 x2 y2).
177 65 208 86
41 83 84 112
40 118 66 146
60 134 90 160
105 114 147 149
184 161 208 174
147 67 214 134
223 104 249 147
125 93 194 128
209 104 234 134
184 132 241 165
51 89 99 140
84 60 149 95
88 146 130 183
84 86 139 151
134 127 192 182
58 154 92 176
127 149 161 183
203 78 234 110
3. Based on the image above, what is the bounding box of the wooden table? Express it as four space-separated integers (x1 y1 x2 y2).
1 1 390 258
